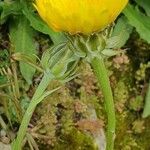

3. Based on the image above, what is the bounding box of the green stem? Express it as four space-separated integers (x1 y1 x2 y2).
91 57 116 150
142 81 150 118
12 71 54 150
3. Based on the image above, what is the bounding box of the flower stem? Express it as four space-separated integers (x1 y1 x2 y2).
91 57 116 150
12 71 54 150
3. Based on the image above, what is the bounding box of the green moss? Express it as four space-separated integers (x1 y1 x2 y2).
54 128 98 150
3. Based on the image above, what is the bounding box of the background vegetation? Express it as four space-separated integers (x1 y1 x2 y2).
0 0 150 149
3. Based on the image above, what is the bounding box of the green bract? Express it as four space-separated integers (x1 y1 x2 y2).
68 27 122 63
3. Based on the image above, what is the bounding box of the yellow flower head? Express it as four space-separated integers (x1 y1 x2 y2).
34 0 128 34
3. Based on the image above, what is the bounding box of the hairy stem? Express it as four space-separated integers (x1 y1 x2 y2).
91 57 116 150
12 71 53 150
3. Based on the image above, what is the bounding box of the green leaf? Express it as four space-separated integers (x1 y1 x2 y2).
110 16 133 48
123 4 150 44
9 16 36 85
0 1 22 24
142 82 150 118
0 2 3 13
21 0 67 45
135 0 150 16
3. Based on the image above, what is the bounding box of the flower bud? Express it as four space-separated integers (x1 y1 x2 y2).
41 43 78 80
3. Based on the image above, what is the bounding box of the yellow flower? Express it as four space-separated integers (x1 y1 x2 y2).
34 0 128 34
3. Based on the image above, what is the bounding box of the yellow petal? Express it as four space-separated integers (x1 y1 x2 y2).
35 0 128 34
